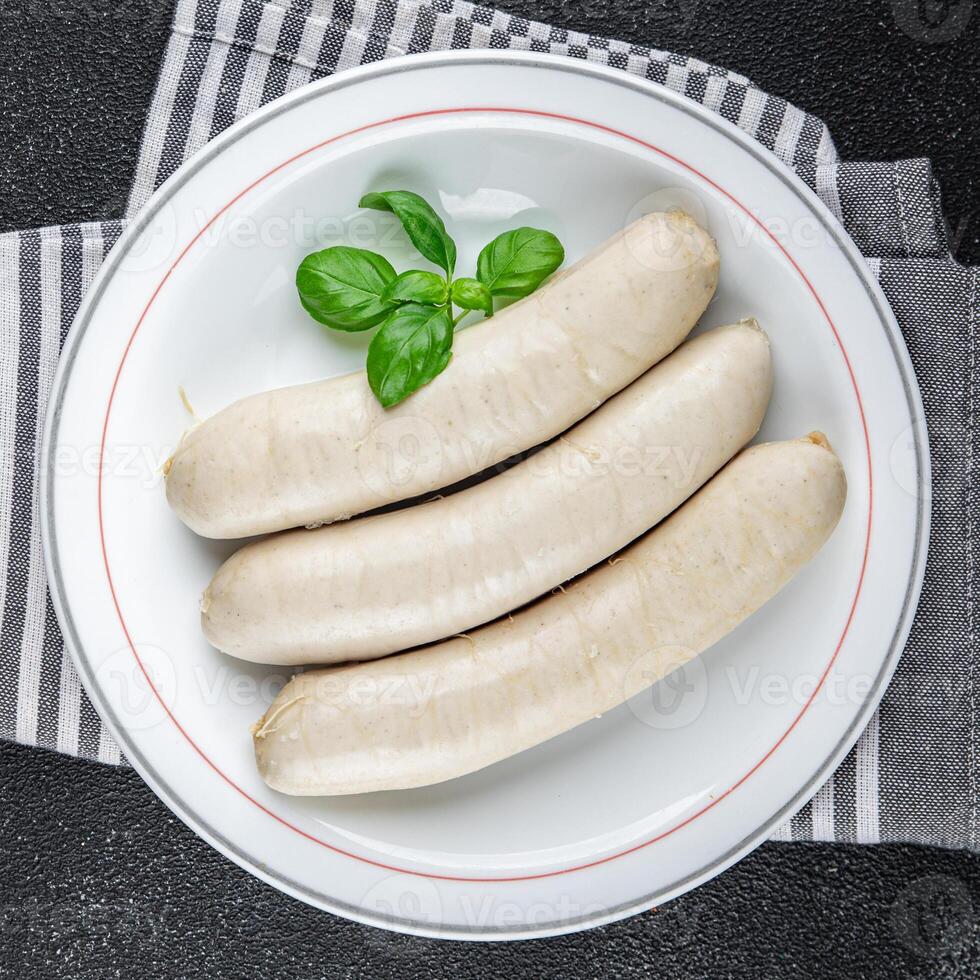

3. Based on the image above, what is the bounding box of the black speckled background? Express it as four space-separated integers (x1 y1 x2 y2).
1 2 979 976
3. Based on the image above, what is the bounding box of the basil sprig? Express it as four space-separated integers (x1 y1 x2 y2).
367 304 454 408
477 228 564 297
295 246 396 331
451 277 493 316
295 190 565 407
359 191 457 276
382 270 449 307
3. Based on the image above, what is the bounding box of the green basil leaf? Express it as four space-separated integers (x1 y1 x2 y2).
359 190 457 275
450 277 493 317
476 227 565 298
367 304 454 408
296 246 397 331
382 270 449 307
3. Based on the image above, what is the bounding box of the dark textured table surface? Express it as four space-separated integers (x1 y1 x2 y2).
1 2 979 977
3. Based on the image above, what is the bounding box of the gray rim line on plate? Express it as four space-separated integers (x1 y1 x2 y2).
39 50 930 940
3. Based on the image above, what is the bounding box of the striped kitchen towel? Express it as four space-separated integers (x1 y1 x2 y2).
0 0 976 851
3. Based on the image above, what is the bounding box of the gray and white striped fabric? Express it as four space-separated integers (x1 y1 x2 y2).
1 0 976 850
0 222 125 765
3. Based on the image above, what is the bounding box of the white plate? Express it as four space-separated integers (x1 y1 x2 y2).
41 51 929 939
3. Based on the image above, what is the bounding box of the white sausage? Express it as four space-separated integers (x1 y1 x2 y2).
167 211 719 538
205 321 772 664
253 435 847 795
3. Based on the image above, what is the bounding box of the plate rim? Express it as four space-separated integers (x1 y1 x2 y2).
39 49 931 939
